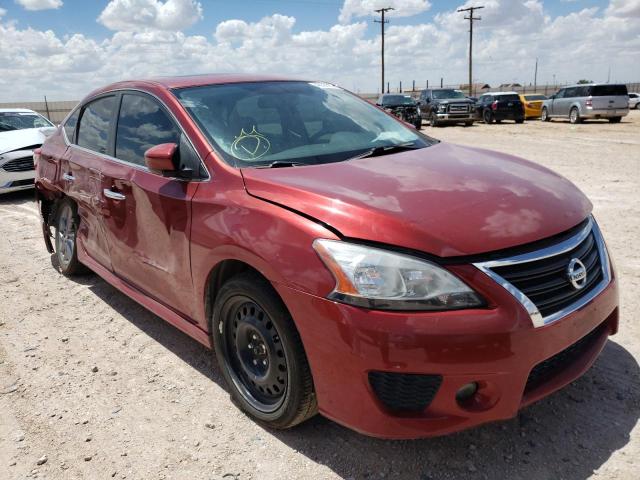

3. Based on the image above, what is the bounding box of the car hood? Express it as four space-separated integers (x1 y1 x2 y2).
241 143 592 257
0 127 54 154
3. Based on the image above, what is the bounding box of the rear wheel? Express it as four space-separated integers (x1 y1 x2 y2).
483 110 493 124
515 118 524 124
464 121 474 127
212 272 317 429
429 113 439 127
609 116 622 123
541 107 550 122
54 199 86 276
569 107 581 124
414 119 422 130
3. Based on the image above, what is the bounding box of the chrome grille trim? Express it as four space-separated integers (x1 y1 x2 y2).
473 216 611 328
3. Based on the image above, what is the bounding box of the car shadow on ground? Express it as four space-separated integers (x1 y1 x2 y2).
73 268 638 480
0 188 35 206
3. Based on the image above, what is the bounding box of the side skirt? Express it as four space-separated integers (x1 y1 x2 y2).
77 240 212 348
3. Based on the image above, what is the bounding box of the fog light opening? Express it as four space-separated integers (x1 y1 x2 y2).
456 382 479 404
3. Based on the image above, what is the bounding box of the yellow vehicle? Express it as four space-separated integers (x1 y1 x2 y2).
519 94 548 119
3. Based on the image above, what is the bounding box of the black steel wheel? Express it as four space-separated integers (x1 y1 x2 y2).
212 272 317 428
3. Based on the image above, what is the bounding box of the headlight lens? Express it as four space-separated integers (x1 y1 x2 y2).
313 239 484 311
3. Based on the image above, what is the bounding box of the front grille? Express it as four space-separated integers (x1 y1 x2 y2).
489 230 603 318
368 371 442 413
524 323 606 394
449 103 469 113
2 156 35 172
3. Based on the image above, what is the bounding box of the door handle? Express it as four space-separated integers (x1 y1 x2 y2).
103 188 126 201
63 173 75 182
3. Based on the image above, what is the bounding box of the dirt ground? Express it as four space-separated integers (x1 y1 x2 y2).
1 111 639 480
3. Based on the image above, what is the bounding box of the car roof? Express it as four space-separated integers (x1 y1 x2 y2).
89 73 307 95
0 108 38 114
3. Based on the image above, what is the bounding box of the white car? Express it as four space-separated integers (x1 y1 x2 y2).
629 93 640 109
0 108 56 194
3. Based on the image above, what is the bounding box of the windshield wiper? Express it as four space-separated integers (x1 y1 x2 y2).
255 160 308 169
347 142 421 161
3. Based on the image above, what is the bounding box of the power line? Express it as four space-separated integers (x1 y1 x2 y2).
374 7 394 95
458 5 484 97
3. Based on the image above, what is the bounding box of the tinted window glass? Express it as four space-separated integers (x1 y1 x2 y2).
590 84 628 96
77 96 116 154
564 88 578 98
115 94 181 166
630 93 638 98
496 94 520 102
64 109 80 142
555 89 565 99
524 94 547 101
381 95 416 106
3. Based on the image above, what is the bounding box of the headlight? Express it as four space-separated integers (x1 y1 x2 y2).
313 239 484 311
438 104 447 112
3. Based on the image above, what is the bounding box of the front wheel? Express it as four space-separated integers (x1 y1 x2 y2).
54 199 86 276
212 272 317 429
541 107 550 122
414 119 422 130
429 113 439 127
515 118 524 124
464 121 474 127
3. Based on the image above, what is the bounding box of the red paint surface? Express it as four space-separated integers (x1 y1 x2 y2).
35 76 619 438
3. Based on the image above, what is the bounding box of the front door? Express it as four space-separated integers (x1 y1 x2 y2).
101 92 202 320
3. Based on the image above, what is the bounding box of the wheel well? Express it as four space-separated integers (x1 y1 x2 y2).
205 260 266 328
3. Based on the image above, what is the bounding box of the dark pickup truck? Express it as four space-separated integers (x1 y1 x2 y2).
417 89 475 127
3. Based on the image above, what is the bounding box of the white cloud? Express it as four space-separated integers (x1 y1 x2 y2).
0 1 638 101
606 0 640 17
338 0 431 24
15 0 63 10
98 0 203 32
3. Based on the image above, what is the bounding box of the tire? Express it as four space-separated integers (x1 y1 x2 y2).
464 121 474 127
414 119 422 130
569 107 581 124
429 113 439 127
212 272 317 429
609 117 622 123
515 118 524 124
541 107 550 122
636 103 640 110
54 198 86 276
483 110 493 124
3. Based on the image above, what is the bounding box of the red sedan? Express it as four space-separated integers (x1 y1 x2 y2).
34 75 618 439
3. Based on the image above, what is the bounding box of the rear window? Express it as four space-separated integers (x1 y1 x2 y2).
589 84 628 96
496 94 520 102
524 95 547 101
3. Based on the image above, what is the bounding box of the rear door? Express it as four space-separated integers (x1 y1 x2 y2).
101 91 203 319
589 84 629 112
63 95 119 270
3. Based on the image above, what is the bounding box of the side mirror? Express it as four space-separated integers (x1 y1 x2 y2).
144 143 177 173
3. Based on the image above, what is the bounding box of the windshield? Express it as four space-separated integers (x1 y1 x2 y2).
174 81 433 168
381 95 416 106
432 89 467 100
0 112 53 132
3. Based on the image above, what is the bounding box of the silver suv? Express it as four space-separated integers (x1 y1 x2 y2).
541 83 629 124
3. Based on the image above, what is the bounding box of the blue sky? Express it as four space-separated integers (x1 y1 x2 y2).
0 0 636 101
2 0 609 41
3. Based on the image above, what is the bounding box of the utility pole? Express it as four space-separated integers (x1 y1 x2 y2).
374 7 394 96
458 5 484 97
533 57 538 93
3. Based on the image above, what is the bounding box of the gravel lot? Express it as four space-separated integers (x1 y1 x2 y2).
1 111 639 480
